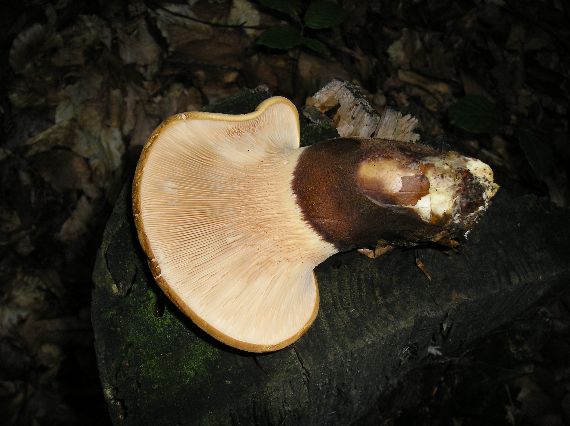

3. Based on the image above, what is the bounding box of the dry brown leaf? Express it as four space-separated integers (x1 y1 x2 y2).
57 195 94 242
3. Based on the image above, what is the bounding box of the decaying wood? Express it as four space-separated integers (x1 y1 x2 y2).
92 180 570 426
307 79 420 142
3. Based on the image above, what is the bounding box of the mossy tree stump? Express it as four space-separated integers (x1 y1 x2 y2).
92 89 570 425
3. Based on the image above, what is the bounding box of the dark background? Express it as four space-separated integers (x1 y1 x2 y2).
0 0 568 424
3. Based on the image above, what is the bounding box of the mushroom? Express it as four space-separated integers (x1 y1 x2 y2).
133 97 498 352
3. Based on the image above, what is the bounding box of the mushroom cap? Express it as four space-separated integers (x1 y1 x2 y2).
133 97 337 352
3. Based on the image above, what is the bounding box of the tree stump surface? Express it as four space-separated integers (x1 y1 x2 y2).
92 90 570 426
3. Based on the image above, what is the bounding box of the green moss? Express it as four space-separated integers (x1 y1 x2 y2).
102 307 116 322
181 342 218 381
142 289 178 334
138 352 164 387
113 282 220 390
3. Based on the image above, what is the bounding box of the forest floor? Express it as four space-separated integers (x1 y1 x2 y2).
0 0 569 425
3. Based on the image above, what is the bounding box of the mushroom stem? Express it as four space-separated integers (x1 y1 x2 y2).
292 137 498 251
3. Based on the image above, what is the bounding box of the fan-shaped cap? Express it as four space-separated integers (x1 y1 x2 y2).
133 97 337 352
